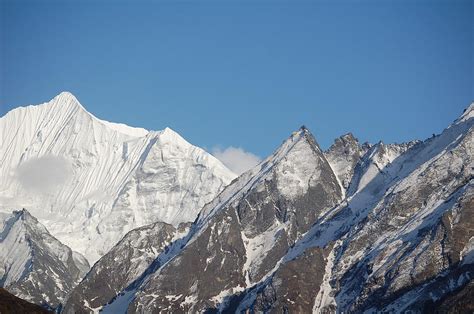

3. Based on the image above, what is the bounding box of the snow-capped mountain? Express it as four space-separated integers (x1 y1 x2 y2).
0 92 236 263
91 126 343 312
2 92 472 313
79 104 473 313
63 221 190 313
225 103 474 312
0 209 89 309
324 133 370 195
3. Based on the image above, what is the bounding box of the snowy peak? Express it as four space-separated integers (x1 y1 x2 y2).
337 132 357 142
0 91 149 139
51 91 84 109
153 127 189 146
0 93 236 263
51 91 149 137
272 126 340 199
291 124 313 140
13 208 40 226
268 125 324 168
0 210 31 287
197 126 336 225
2 209 48 240
367 140 415 164
0 209 89 308
191 122 334 234
345 140 418 196
222 105 474 312
325 132 370 192
114 126 343 313
42 99 473 313
53 91 78 101
2 91 87 125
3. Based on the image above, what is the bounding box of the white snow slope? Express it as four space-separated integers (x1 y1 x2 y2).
0 92 236 263
0 209 89 307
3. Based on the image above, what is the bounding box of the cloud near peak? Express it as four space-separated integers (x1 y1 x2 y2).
212 146 261 175
16 155 72 195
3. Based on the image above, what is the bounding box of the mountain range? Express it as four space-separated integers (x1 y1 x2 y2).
0 92 235 263
0 93 472 313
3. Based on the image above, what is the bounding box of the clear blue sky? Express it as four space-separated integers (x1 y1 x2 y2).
1 0 472 158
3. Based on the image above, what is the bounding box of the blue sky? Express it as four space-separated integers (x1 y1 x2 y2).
1 0 472 166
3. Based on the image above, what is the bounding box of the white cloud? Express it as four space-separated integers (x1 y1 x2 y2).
212 146 261 175
16 155 72 195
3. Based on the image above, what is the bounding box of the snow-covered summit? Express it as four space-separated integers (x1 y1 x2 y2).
1 91 150 138
0 208 89 308
324 132 370 195
0 93 236 263
53 91 150 137
58 102 474 313
196 125 334 226
98 125 342 313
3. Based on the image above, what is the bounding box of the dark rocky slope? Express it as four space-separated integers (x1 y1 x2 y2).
0 288 52 314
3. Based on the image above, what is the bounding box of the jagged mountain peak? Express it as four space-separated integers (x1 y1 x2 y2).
153 126 186 145
0 209 38 240
54 90 77 100
1 92 150 138
14 208 36 220
325 132 369 193
52 91 150 137
0 94 236 263
4 93 466 313
95 125 342 313
0 209 90 308
197 126 333 224
11 208 64 240
57 100 474 313
283 125 323 155
5 209 38 232
339 132 357 142
326 132 364 155
222 107 473 312
31 91 85 116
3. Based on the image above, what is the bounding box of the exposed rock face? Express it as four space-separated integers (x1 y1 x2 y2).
0 92 236 263
324 133 370 193
87 106 473 313
345 140 419 197
0 209 89 309
430 279 474 313
251 246 329 313
330 113 474 313
5 96 472 313
0 288 52 314
63 221 190 313
98 127 342 313
227 104 474 313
